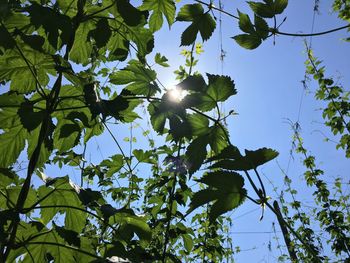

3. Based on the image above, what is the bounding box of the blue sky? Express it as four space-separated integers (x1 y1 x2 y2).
14 0 349 261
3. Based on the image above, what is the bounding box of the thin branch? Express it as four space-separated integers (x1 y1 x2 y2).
276 24 350 37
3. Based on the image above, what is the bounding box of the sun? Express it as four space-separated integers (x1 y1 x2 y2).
167 86 188 103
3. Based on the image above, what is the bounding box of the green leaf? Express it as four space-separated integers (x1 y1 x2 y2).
254 15 269 40
155 53 170 67
53 121 82 152
0 46 55 93
0 186 37 209
210 147 279 171
18 101 44 132
206 74 237 102
100 154 125 177
117 0 147 27
88 18 111 48
178 75 206 92
186 136 208 175
209 190 246 222
141 0 176 31
133 149 156 164
244 147 279 168
17 31 45 52
0 24 15 50
0 168 19 188
188 189 221 214
206 145 242 162
54 224 81 247
0 92 25 129
69 21 94 65
177 4 216 46
189 171 246 222
176 4 204 21
238 10 255 34
110 59 159 96
198 170 244 192
248 0 287 17
110 213 152 244
26 2 72 48
209 125 229 154
274 0 288 14
148 102 167 133
26 122 54 168
182 234 193 252
187 113 209 136
233 34 262 50
38 176 87 233
248 1 275 18
10 222 96 262
0 125 27 167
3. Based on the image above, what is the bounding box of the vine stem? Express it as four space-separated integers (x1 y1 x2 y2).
0 0 84 259
195 0 350 37
1 73 62 261
161 140 182 263
265 201 322 262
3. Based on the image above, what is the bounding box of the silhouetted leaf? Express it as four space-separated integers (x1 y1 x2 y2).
210 147 279 170
189 171 246 222
177 4 216 45
186 136 208 175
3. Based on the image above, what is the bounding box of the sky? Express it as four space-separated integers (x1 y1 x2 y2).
9 0 350 262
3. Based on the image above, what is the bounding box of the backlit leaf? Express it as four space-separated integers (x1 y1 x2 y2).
233 34 262 50
141 0 176 31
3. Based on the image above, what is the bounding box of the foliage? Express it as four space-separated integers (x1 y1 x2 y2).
0 0 349 262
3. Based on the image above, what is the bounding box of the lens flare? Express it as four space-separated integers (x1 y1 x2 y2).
167 86 188 103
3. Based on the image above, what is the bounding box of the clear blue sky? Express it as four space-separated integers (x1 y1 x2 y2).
37 0 350 261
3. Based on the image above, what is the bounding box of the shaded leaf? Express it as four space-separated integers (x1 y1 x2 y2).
117 0 147 27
